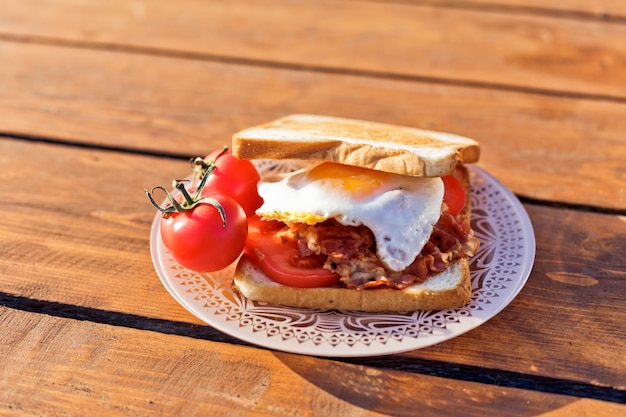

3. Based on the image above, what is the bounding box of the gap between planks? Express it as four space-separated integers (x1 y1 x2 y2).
2 132 624 216
0 291 624 404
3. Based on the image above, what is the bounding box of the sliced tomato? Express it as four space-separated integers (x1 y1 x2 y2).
442 175 466 215
244 216 340 288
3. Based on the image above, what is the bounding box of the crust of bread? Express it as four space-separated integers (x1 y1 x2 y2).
233 256 471 312
232 114 480 177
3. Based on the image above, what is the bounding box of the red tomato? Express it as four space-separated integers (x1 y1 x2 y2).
442 175 466 215
194 148 263 217
160 194 247 272
244 216 340 288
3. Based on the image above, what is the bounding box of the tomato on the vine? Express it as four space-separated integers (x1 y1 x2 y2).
160 194 247 272
442 175 466 216
146 177 247 272
191 148 263 217
244 216 340 288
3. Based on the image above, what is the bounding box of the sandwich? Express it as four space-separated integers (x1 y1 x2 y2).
230 114 480 312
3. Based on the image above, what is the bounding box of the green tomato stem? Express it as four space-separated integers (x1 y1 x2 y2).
174 180 195 206
190 146 229 183
198 197 227 228
145 149 230 228
145 186 178 215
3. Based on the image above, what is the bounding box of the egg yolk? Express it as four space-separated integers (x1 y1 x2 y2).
305 162 394 200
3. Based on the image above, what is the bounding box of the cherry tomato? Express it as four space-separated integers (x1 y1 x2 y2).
160 194 247 272
244 216 340 288
194 148 263 217
442 175 466 215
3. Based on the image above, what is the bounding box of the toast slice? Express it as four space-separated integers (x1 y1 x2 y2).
232 114 480 177
233 256 471 312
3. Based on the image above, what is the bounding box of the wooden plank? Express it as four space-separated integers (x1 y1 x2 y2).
1 0 626 98
0 138 203 325
1 42 625 210
2 306 623 417
407 204 626 389
0 138 624 390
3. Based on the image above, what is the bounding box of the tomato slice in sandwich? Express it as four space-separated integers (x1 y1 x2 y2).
442 174 466 215
244 216 341 288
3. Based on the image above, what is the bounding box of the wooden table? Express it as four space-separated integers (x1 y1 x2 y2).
1 1 625 415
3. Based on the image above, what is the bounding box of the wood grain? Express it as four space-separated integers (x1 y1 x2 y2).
1 138 624 390
0 138 202 324
1 0 626 98
4 306 624 417
1 1 624 414
1 42 625 210
408 204 626 389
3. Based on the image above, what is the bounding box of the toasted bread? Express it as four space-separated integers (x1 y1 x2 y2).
232 114 479 177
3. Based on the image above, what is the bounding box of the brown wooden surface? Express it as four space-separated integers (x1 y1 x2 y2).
2 41 625 210
5 306 624 417
1 138 624 392
1 1 625 415
3 0 626 99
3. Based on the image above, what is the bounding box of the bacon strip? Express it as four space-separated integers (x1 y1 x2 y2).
288 213 479 290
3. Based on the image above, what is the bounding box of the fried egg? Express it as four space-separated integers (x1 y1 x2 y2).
256 161 444 271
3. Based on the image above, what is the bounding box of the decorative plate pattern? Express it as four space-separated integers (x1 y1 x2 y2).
150 164 535 357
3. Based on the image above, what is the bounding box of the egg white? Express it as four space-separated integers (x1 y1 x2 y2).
256 162 444 271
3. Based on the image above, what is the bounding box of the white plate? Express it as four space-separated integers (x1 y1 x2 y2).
150 164 535 357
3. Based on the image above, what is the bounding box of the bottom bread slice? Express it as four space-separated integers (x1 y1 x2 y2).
233 256 472 312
